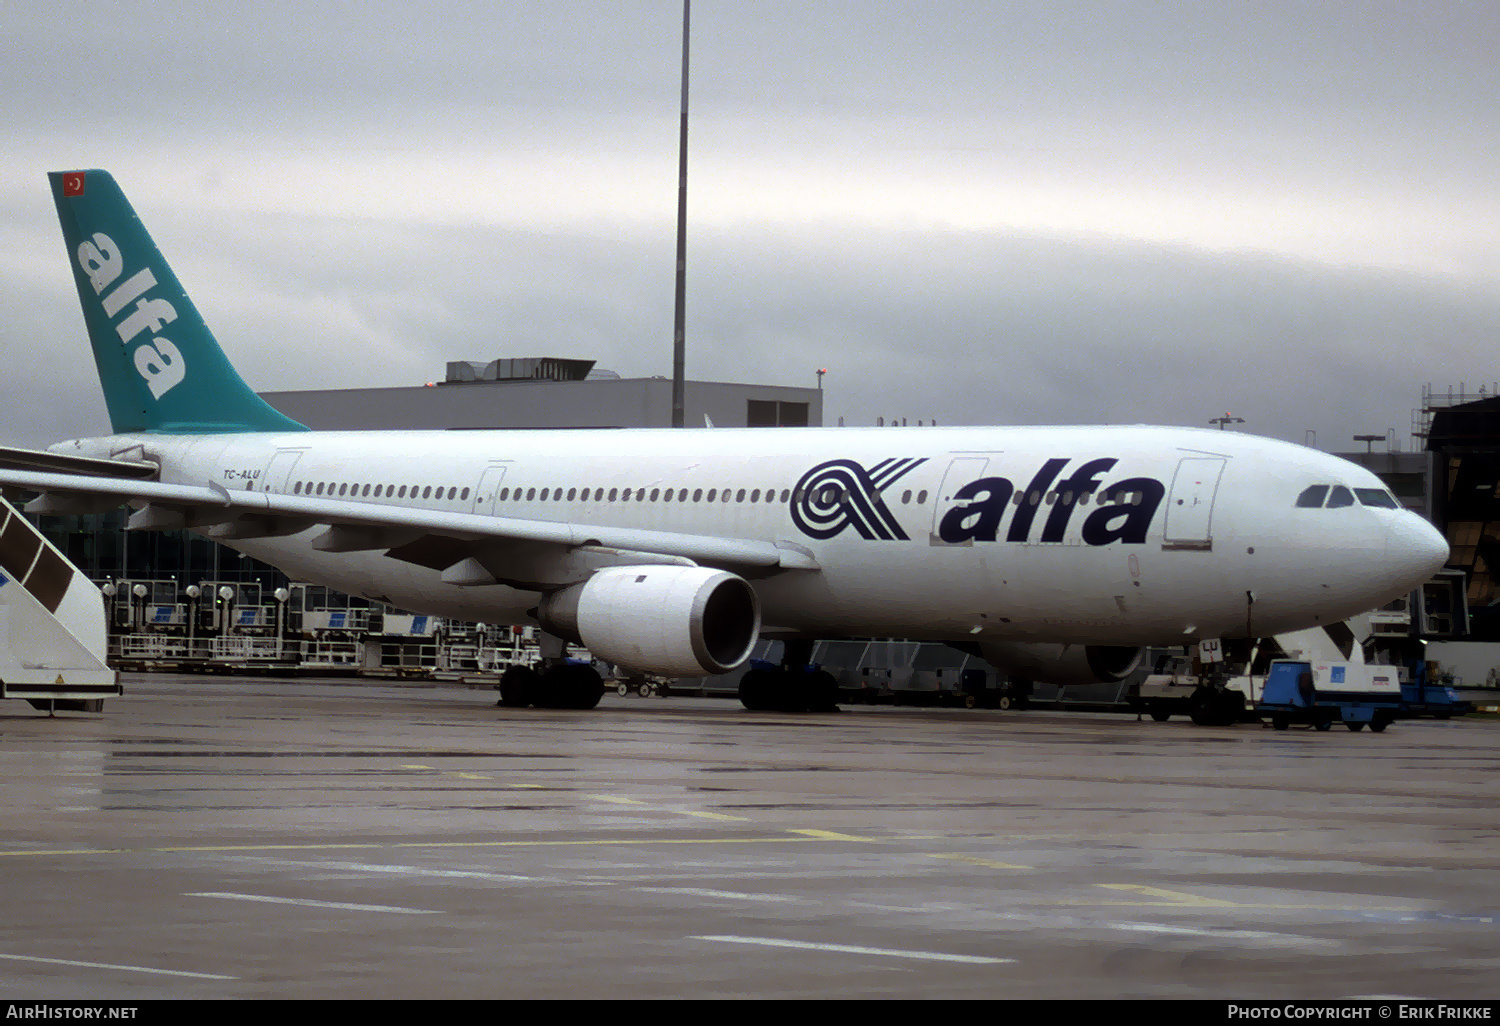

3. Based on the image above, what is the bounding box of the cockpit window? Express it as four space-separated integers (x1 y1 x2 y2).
1326 486 1355 508
1355 488 1399 509
1295 485 1329 508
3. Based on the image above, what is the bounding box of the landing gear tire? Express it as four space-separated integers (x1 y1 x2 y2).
1189 687 1242 726
738 666 839 713
738 668 776 711
805 670 840 712
498 665 539 707
537 664 605 710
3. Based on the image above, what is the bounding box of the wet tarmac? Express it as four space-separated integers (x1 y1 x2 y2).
0 674 1496 1000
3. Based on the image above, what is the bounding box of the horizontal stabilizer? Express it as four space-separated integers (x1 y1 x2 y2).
0 444 157 479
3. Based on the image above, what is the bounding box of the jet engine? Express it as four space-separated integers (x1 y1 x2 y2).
977 641 1143 686
536 565 760 678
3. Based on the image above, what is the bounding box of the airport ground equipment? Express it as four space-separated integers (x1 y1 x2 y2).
1398 671 1472 719
0 497 120 712
1136 615 1405 726
1255 659 1401 732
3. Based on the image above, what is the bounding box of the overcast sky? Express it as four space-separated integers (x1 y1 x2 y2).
2 1 1496 450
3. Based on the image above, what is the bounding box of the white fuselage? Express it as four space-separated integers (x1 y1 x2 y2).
62 423 1446 646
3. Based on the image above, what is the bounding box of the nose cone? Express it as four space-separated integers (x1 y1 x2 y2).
1386 515 1450 592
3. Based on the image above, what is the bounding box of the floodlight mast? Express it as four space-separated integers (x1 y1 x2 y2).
671 0 690 428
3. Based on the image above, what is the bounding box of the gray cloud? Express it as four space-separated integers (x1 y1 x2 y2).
2 1 1495 456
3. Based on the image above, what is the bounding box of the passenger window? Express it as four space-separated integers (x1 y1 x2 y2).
1295 485 1329 508
1327 486 1355 508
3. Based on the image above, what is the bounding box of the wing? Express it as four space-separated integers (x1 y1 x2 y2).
0 463 820 591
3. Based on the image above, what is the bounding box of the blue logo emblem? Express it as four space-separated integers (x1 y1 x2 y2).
789 458 926 541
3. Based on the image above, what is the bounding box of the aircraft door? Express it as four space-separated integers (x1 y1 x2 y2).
929 456 991 545
471 463 510 514
1163 457 1226 549
261 449 306 494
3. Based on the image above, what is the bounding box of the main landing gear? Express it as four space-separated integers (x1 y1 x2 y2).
737 640 840 713
497 661 606 710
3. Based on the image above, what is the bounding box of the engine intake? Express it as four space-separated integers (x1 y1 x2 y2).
537 565 760 678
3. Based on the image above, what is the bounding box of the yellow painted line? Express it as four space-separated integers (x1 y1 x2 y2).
590 795 649 806
0 835 838 857
926 853 1030 870
786 829 881 843
1095 884 1241 907
681 810 752 821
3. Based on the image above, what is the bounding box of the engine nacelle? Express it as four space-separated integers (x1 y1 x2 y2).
978 641 1144 686
536 565 760 678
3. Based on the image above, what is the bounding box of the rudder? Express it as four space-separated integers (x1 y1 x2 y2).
49 169 306 434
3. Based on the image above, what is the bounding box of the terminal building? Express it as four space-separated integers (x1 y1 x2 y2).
262 358 820 431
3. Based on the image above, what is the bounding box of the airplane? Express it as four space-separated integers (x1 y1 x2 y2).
0 169 1449 712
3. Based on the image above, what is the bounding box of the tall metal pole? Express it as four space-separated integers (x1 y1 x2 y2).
671 0 690 427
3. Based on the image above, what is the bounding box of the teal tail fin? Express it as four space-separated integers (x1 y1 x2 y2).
49 169 307 434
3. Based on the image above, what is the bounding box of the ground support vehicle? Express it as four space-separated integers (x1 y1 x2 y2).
1256 659 1401 733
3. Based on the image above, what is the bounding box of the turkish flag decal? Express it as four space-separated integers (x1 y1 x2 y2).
62 172 86 197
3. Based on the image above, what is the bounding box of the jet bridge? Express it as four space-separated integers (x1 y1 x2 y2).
0 496 119 711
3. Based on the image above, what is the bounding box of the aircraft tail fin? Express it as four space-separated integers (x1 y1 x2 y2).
48 169 307 435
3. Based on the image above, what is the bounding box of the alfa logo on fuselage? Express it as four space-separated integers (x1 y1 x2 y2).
74 232 185 400
791 456 1166 545
790 458 926 540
